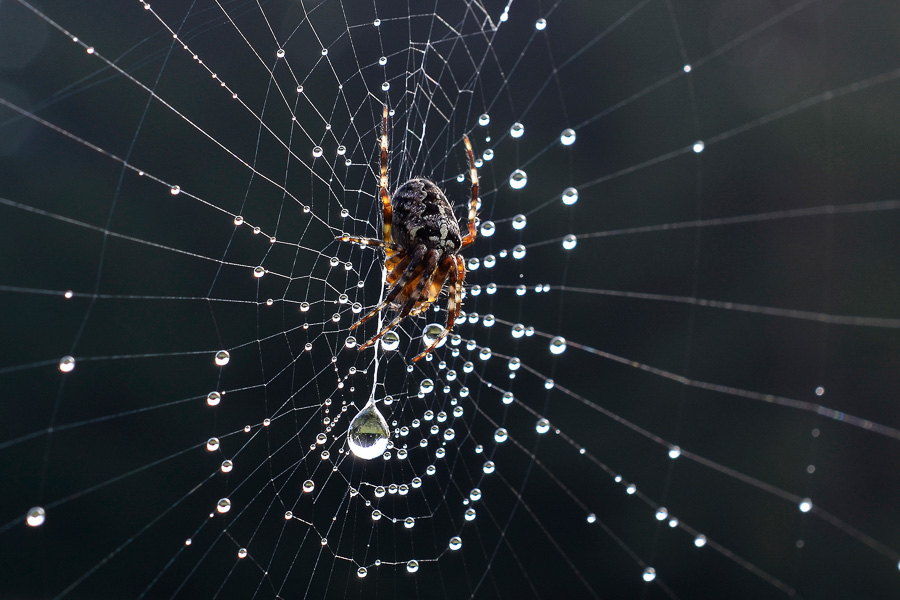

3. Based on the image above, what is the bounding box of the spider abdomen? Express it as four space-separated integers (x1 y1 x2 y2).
391 178 462 253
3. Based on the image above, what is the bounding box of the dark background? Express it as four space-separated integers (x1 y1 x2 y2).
1 0 899 598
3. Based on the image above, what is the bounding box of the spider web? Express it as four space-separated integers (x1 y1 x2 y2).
1 0 899 598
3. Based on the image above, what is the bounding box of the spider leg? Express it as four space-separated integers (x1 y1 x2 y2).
359 249 440 351
459 134 479 249
412 254 464 361
406 254 453 317
380 105 394 257
336 234 403 253
351 245 427 334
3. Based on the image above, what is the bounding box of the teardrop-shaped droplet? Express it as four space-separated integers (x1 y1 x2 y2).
347 402 390 460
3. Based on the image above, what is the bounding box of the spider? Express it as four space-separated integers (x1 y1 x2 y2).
337 106 479 362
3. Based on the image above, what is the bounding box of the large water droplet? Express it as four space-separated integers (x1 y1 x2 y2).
536 418 550 434
407 559 419 572
449 536 462 550
549 336 567 355
560 128 576 146
59 356 75 373
510 122 524 138
512 214 527 230
562 187 578 205
642 567 656 582
509 169 527 189
478 113 490 126
422 323 446 349
562 234 577 250
216 498 231 514
215 350 230 366
26 507 45 527
348 402 391 460
381 330 400 351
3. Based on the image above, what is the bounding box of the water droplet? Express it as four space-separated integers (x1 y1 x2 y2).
478 347 492 361
482 149 494 162
642 567 656 582
544 379 555 389
206 437 220 451
512 245 526 259
799 498 813 513
443 428 455 441
512 214 527 230
467 257 480 271
216 498 231 514
381 81 390 91
478 113 490 126
683 64 692 73
507 358 521 371
26 507 45 527
668 445 681 459
373 18 381 26
535 419 550 434
344 336 357 349
494 428 508 443
237 548 247 558
464 508 476 521
276 48 285 58
302 479 315 493
215 350 230 366
655 507 668 521
377 330 400 351
371 509 382 521
694 534 707 547
626 484 637 495
420 379 435 394
206 391 221 406
693 140 705 153
313 146 323 157
549 336 567 355
560 129 576 146
535 18 547 30
815 386 825 396
347 402 391 460
169 185 181 195
357 567 368 578
59 355 75 373
321 48 328 56
562 234 577 250
421 323 447 350
482 461 495 474
253 266 265 278
378 56 387 66
510 122 524 138
558 189 579 208
511 324 525 338
586 513 597 524
220 460 233 473
509 169 527 189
